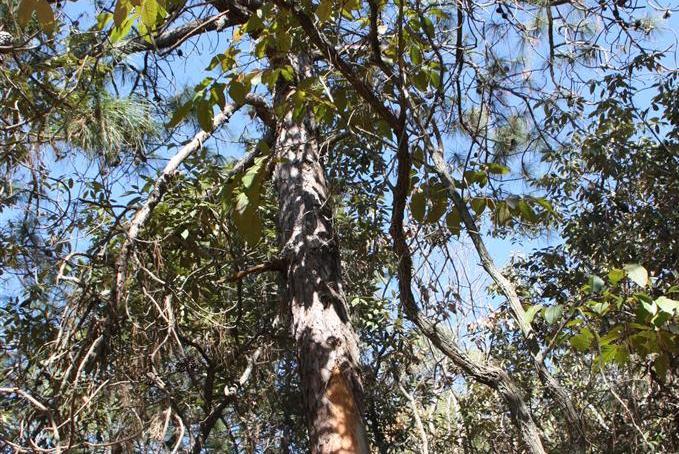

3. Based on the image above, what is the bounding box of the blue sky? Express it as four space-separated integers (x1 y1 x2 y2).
2 0 677 310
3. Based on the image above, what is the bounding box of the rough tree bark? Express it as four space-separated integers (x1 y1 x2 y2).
272 63 369 453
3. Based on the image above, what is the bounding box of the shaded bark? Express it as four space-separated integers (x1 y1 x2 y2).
273 75 369 452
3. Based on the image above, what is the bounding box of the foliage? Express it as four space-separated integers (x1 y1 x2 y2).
1 0 678 451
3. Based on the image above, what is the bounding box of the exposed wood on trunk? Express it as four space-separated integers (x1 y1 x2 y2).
273 75 369 452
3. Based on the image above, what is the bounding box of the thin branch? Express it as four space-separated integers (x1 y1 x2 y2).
228 258 286 282
113 101 242 308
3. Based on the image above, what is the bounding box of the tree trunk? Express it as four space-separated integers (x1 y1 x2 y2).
273 76 369 453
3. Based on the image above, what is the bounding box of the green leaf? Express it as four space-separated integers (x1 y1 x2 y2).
410 190 426 223
654 353 669 380
570 328 593 352
245 13 264 33
229 80 250 104
446 209 461 236
233 193 262 246
96 12 113 30
409 46 422 65
316 0 333 22
195 77 215 92
428 66 442 89
342 0 360 13
140 0 159 28
211 84 226 109
137 19 152 44
426 191 447 224
463 170 488 187
607 268 625 285
588 275 605 293
599 326 622 345
624 263 648 287
655 296 679 315
641 300 657 316
524 304 542 326
412 71 429 92
486 162 510 174
506 195 520 210
279 65 295 82
252 38 266 59
598 344 625 366
247 71 263 86
421 15 435 37
544 304 563 324
110 14 135 43
262 69 281 88
591 301 610 315
652 311 671 328
534 197 555 214
166 101 193 128
241 157 267 189
196 100 214 132
517 199 537 223
495 202 511 226
374 120 392 140
273 30 292 52
180 228 190 240
471 197 486 216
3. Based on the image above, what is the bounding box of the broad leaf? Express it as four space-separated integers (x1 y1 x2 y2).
229 80 250 104
624 263 648 287
410 190 426 223
544 304 563 324
524 304 542 325
166 101 193 128
196 100 214 132
570 328 593 351
316 0 333 22
588 275 605 293
655 296 679 315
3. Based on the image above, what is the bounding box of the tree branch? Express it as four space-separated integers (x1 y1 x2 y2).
271 0 401 133
113 101 241 308
118 14 231 55
424 120 588 452
229 258 286 282
387 102 546 452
